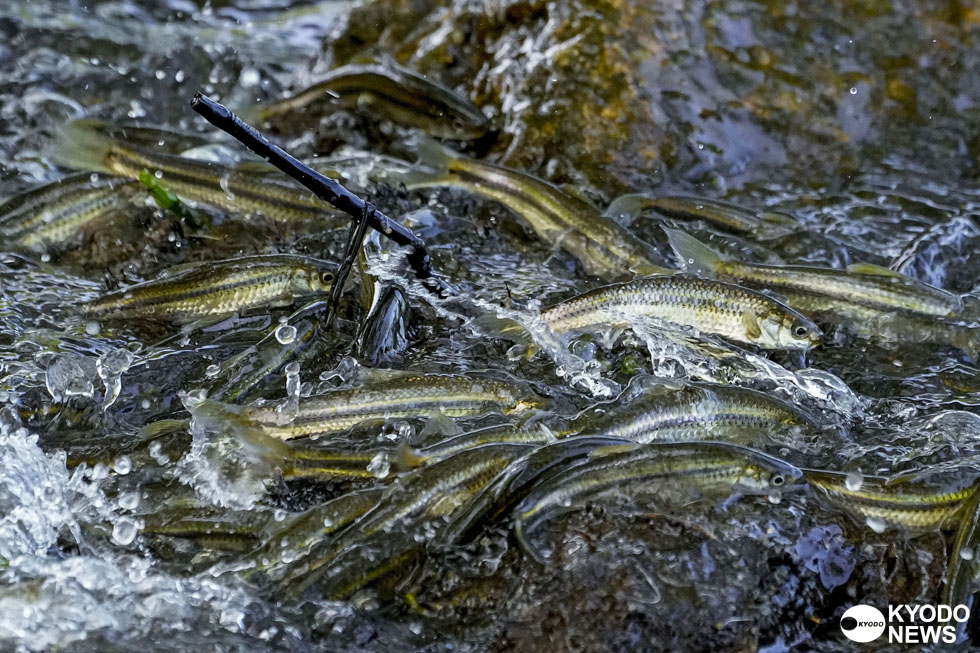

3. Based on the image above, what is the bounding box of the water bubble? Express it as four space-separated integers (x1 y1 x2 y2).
113 456 132 475
111 517 138 545
141 399 151 409
175 70 185 83
85 321 101 336
205 364 221 377
274 509 287 522
844 472 863 492
409 622 422 635
961 547 975 561
90 463 110 481
40 253 50 263
367 453 391 479
45 355 94 403
118 491 139 511
89 173 100 183
849 87 857 95
275 324 297 344
154 170 163 179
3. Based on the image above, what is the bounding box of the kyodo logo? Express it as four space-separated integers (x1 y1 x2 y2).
840 605 886 643
840 603 971 644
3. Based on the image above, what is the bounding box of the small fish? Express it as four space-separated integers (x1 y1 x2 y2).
513 274 821 350
390 138 667 279
242 488 384 584
569 381 820 444
514 441 801 563
806 469 979 531
0 172 141 255
83 255 335 324
281 442 534 596
943 489 980 617
253 62 490 140
208 318 320 402
279 446 386 482
241 373 544 441
397 422 558 469
667 228 980 353
607 194 799 237
51 120 342 224
140 505 268 552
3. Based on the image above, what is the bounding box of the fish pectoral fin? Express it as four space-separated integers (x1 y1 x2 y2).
846 262 905 278
741 311 762 340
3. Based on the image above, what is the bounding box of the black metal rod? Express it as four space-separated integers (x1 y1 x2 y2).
189 93 448 291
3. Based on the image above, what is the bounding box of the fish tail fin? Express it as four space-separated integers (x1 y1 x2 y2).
663 227 725 276
140 418 189 441
470 314 540 357
394 440 428 471
48 119 118 174
513 515 549 565
185 398 294 463
382 136 458 189
604 193 652 220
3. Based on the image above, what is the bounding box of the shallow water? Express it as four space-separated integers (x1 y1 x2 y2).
1 0 980 650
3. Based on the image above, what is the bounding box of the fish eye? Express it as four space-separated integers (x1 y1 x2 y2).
771 474 785 487
320 271 334 284
793 325 809 338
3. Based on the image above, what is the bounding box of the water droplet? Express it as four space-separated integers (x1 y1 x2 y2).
114 455 132 475
367 452 391 479
275 324 297 344
118 491 139 510
844 472 863 492
111 517 138 545
154 170 163 179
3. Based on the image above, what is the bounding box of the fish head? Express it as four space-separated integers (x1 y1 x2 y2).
761 307 822 350
428 103 490 140
735 455 804 494
293 265 335 296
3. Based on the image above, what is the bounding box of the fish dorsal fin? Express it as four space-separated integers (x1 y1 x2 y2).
846 262 905 278
663 227 726 276
559 184 600 207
